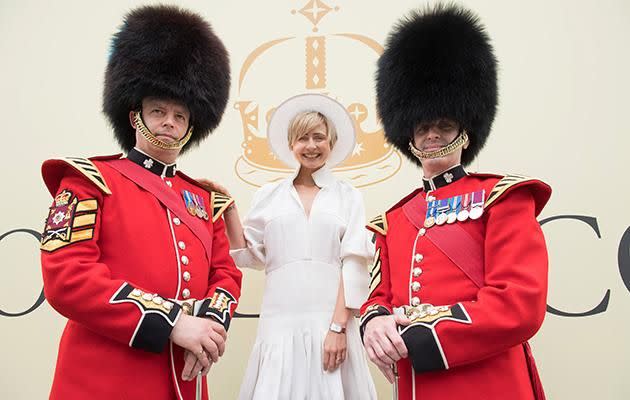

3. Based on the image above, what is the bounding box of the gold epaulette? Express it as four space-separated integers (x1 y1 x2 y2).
211 192 234 223
58 157 111 195
367 213 388 236
485 174 539 209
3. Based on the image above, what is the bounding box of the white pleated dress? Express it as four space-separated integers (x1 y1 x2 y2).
231 168 377 400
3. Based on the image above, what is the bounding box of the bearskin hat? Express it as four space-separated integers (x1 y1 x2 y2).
103 5 230 152
376 4 498 166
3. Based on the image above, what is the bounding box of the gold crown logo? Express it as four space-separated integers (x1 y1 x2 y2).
234 0 401 187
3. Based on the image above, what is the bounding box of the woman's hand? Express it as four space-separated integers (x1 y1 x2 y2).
323 329 347 372
196 178 231 197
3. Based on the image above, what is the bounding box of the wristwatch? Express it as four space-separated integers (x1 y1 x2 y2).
329 322 346 334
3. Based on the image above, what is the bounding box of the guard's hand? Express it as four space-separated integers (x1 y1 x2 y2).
207 319 228 358
182 350 213 381
196 178 231 197
363 314 410 369
170 314 226 367
323 330 347 372
377 363 396 384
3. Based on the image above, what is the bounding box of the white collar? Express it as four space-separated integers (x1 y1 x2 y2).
288 166 336 188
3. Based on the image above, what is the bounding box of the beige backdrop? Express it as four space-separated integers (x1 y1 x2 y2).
1 0 629 399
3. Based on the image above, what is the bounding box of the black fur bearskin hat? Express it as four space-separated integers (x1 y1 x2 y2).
376 4 498 166
103 5 231 152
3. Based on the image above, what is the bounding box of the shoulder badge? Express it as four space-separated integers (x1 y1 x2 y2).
211 192 234 223
60 157 111 195
485 174 535 209
41 189 98 252
367 213 388 236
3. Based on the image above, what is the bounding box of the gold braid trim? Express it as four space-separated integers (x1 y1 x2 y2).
408 132 469 160
367 213 388 236
211 192 235 223
133 112 193 150
60 157 111 195
485 174 536 209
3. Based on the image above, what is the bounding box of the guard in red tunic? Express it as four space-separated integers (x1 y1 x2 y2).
360 5 550 400
40 6 242 400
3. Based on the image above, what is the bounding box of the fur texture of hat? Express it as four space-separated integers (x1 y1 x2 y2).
103 5 230 152
376 4 498 166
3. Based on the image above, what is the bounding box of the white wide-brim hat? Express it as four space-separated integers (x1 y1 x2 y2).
267 93 356 169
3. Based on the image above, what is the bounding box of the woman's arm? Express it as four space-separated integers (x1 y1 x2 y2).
339 186 372 309
332 277 352 325
197 178 268 269
222 205 246 249
323 277 352 372
196 178 247 249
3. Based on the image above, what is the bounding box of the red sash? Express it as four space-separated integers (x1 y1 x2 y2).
107 158 214 263
401 191 484 288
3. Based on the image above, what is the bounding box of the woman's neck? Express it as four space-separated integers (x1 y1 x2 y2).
293 166 320 186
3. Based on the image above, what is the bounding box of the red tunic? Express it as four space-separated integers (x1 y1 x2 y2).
40 154 242 400
360 172 551 400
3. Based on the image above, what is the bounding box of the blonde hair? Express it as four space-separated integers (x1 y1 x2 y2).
287 111 337 148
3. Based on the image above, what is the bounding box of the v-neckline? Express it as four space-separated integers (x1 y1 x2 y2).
291 183 321 220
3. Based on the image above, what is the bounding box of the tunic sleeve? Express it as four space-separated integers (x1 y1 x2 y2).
339 185 372 309
41 169 182 354
194 216 243 331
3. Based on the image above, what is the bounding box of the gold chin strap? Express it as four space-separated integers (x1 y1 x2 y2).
408 131 469 160
133 111 193 150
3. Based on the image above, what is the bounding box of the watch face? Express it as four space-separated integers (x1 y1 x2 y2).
330 323 343 333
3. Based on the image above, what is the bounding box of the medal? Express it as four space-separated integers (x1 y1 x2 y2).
469 190 485 220
470 207 483 220
182 190 210 220
447 196 460 224
183 190 196 217
436 213 448 225
424 200 437 228
435 199 449 225
194 193 210 221
447 213 458 224
457 193 470 222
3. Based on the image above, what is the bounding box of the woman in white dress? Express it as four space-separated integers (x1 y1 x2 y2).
211 94 376 399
